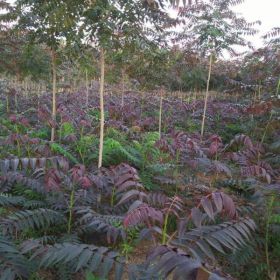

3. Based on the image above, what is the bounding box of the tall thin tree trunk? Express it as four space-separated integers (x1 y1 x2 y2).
253 90 257 104
201 53 213 139
37 84 40 124
159 88 163 139
51 48 57 142
86 69 89 107
121 68 125 107
98 48 105 169
14 80 18 114
6 94 9 114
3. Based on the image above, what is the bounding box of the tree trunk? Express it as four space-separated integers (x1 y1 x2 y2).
98 48 105 169
86 69 89 107
121 68 125 107
159 88 163 139
201 53 213 139
6 93 9 114
276 77 280 96
37 84 40 124
51 48 57 142
253 90 257 104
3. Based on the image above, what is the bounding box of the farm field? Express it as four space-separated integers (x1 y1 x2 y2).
0 0 280 280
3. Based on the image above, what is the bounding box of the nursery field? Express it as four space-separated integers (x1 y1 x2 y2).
1 0 280 279
0 86 280 280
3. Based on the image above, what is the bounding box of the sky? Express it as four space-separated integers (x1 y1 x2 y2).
232 0 280 48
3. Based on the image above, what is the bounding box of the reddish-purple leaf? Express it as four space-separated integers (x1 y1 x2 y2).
212 192 223 212
201 197 214 220
191 207 203 227
221 193 236 218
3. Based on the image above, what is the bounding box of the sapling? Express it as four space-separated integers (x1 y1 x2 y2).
177 0 259 139
158 88 164 139
98 48 105 169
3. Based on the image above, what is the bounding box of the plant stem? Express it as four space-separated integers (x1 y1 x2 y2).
201 53 213 139
276 77 280 96
98 48 105 169
51 48 57 142
162 197 177 245
261 111 273 145
158 88 163 139
86 69 89 107
121 68 125 107
67 188 75 234
15 125 21 157
162 213 169 245
265 195 274 278
6 93 9 113
110 186 115 207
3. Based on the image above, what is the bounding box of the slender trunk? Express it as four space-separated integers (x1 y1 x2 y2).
6 93 9 114
37 84 40 125
253 90 257 104
121 68 125 107
194 87 197 101
86 69 89 107
98 48 105 169
24 79 27 96
140 91 144 122
276 77 280 96
14 75 20 113
201 53 213 139
159 88 163 139
51 48 57 142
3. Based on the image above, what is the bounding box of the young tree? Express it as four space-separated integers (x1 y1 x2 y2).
15 0 83 141
177 0 260 138
79 0 174 168
263 27 280 96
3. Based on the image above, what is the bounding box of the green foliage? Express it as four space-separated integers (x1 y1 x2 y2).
85 271 103 280
19 43 51 81
88 108 109 123
133 132 164 169
221 123 245 142
50 143 79 164
59 122 75 140
29 128 49 140
181 67 207 92
105 127 127 143
180 1 259 57
74 135 96 165
185 119 201 133
99 138 140 167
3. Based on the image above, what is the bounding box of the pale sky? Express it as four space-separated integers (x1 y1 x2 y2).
232 0 280 48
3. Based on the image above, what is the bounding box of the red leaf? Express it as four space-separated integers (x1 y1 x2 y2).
201 197 214 220
221 192 236 218
191 207 203 227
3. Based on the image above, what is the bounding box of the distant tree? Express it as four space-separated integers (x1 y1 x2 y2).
0 1 23 79
264 27 280 47
177 0 260 138
263 27 280 95
15 0 83 141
